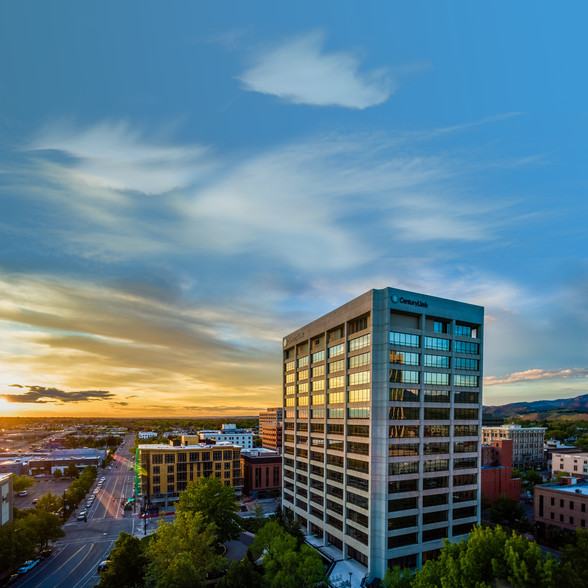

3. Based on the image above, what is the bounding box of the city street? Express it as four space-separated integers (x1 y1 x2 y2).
14 434 138 588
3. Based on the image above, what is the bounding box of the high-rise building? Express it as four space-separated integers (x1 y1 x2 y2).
282 288 483 578
0 473 13 526
259 407 283 451
482 424 546 468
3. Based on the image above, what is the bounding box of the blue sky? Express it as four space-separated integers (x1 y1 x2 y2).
1 1 587 416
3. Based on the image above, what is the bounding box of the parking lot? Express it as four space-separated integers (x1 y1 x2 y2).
13 476 75 510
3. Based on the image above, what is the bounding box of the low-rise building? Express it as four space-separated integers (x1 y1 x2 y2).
241 448 282 498
551 452 588 479
482 424 546 468
0 473 12 526
138 431 158 439
198 424 254 449
535 478 588 532
481 439 521 503
139 438 243 507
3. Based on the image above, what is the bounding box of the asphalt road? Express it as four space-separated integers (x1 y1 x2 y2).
14 434 138 588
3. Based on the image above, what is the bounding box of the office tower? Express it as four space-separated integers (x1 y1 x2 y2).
259 407 283 451
282 288 483 578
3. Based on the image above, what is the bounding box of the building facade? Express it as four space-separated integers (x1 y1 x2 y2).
241 448 282 498
282 287 483 578
0 473 13 526
198 424 254 449
552 452 588 479
535 478 588 532
481 439 521 503
139 438 243 506
259 407 283 451
482 425 546 468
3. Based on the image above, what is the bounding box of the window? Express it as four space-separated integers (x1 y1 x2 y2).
298 356 309 367
424 407 450 420
390 369 419 384
389 443 419 457
312 365 325 379
328 344 345 358
349 371 370 386
167 465 174 473
388 515 418 530
434 321 448 333
454 408 478 420
389 479 418 494
328 391 344 404
455 324 476 337
349 352 371 369
454 341 479 354
348 407 370 419
423 476 449 490
454 457 477 469
349 388 370 403
286 360 295 371
454 473 477 486
424 425 450 437
347 491 369 510
454 425 478 436
424 493 448 507
423 510 447 524
298 395 308 406
424 372 450 386
348 424 370 437
328 408 345 419
312 350 325 363
152 454 163 464
389 332 420 348
349 334 371 352
455 391 479 404
424 390 450 403
389 425 419 438
286 373 296 383
348 474 369 492
454 441 477 453
153 466 160 474
424 336 450 351
389 497 418 512
311 380 325 392
390 351 420 366
165 454 175 463
388 534 418 548
424 354 450 368
349 315 369 333
347 508 369 528
390 388 420 402
424 442 449 455
311 394 324 405
328 423 344 435
389 461 419 475
328 376 344 389
298 369 308 381
424 459 449 472
389 406 420 420
454 357 479 371
329 359 345 373
348 458 369 473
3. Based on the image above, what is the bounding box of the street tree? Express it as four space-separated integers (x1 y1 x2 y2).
53 469 63 479
0 521 35 575
559 528 588 587
12 475 34 493
412 525 558 588
381 566 414 587
250 520 328 588
20 510 65 550
216 556 262 588
489 495 531 533
98 532 147 588
35 492 61 514
145 511 225 588
64 463 79 478
176 477 241 543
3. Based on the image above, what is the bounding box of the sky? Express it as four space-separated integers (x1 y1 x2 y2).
1 1 588 417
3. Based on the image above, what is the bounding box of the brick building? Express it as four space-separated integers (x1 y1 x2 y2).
259 407 283 451
535 478 588 532
241 448 282 498
481 439 521 502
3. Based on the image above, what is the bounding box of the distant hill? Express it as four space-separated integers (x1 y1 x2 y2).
483 394 588 421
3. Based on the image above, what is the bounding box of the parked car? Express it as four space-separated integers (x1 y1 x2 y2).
18 491 29 497
98 560 110 572
39 548 52 560
17 559 40 574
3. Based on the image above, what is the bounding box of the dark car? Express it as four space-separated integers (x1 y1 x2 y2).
98 560 110 572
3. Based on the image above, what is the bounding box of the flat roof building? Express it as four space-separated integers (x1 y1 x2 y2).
259 407 283 452
535 478 588 533
482 425 546 468
198 424 254 449
282 287 483 579
552 452 588 479
139 440 243 507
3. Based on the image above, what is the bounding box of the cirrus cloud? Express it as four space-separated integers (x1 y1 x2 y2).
238 31 397 109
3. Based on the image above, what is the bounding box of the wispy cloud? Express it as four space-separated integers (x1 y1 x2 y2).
3 385 114 404
485 368 588 387
238 31 399 109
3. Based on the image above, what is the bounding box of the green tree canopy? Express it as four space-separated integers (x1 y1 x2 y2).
412 525 557 588
12 475 34 493
216 556 262 588
19 510 65 550
559 528 588 587
250 520 328 588
144 511 225 588
489 495 531 533
35 492 61 514
98 532 147 588
176 477 241 543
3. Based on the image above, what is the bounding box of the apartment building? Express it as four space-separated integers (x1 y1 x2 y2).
139 437 243 506
282 287 483 578
481 439 520 502
241 447 282 498
259 407 283 451
552 452 588 479
535 478 588 532
482 425 546 468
